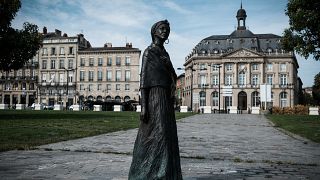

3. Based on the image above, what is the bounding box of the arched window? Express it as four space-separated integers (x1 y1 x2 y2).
252 91 260 107
124 96 130 102
106 95 112 101
97 96 103 101
280 92 287 107
115 96 121 102
212 91 218 106
199 91 206 106
88 95 94 101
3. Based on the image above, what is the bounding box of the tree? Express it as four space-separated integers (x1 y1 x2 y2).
282 0 320 60
312 72 320 105
0 0 42 71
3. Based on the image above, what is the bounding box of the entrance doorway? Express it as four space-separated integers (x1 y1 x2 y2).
238 91 247 110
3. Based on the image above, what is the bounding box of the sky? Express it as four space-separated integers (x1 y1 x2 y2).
12 0 320 87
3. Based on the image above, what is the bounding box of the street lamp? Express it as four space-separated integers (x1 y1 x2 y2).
213 64 222 113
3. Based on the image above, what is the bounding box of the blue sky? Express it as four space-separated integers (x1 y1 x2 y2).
12 0 320 87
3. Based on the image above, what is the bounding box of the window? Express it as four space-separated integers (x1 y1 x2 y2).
280 63 286 72
51 59 56 69
42 60 47 69
267 74 273 85
60 47 65 55
225 74 232 85
43 48 48 55
68 59 73 69
212 91 218 106
80 71 85 82
89 58 94 66
226 64 232 71
212 75 218 86
252 74 259 85
116 84 120 90
80 58 85 66
107 57 112 66
125 56 131 66
89 71 94 81
200 75 206 86
280 92 287 107
280 74 287 86
225 96 232 107
252 64 258 71
69 47 73 54
267 63 273 71
116 56 121 66
80 84 84 91
238 72 246 86
42 73 47 82
51 47 56 55
125 84 130 90
88 84 93 91
107 71 112 81
125 70 131 81
200 63 206 71
59 59 64 69
97 84 102 91
199 91 206 106
98 58 103 66
107 84 111 90
97 71 103 81
68 73 73 82
212 65 219 71
252 91 260 107
116 70 121 81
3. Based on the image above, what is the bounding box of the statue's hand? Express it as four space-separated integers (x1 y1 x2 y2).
140 107 148 123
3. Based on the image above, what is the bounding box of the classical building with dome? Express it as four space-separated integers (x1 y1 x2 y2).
182 4 301 113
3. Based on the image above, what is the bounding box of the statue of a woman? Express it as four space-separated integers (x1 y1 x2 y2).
128 20 182 179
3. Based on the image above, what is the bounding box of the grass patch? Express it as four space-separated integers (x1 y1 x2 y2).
266 114 320 143
0 110 194 151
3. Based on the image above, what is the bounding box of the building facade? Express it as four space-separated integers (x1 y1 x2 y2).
77 43 141 105
183 6 300 112
38 28 91 108
0 27 141 109
0 56 39 107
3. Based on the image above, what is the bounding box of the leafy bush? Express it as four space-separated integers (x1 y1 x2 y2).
294 105 309 115
272 105 309 115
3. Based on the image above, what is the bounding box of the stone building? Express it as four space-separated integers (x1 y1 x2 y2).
175 73 185 108
77 43 141 105
37 27 91 108
0 56 39 107
183 5 300 112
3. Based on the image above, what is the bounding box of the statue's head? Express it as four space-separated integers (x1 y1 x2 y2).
151 20 170 42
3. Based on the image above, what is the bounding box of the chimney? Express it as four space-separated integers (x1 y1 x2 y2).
55 29 61 36
126 43 132 48
104 43 112 48
43 26 47 34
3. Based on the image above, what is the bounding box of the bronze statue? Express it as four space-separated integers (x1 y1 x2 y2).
128 20 182 179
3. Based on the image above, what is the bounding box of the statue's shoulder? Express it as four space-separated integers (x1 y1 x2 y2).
143 45 156 57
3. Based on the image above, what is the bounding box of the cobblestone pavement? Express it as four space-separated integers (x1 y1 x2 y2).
1 114 320 179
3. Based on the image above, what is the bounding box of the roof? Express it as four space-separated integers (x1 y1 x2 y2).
79 47 141 53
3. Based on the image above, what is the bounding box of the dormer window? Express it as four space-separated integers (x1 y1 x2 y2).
215 41 220 44
267 48 273 53
213 49 219 54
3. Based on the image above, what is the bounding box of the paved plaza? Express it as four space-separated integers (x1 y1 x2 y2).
1 114 320 179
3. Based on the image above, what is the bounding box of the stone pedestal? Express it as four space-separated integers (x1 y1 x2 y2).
203 106 212 114
251 107 260 114
0 104 9 110
73 105 81 111
54 104 63 111
309 107 319 115
94 105 102 111
180 106 188 113
114 105 122 112
136 105 141 112
35 104 43 110
16 104 26 110
229 106 238 114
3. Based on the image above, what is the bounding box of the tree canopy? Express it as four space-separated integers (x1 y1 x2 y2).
0 0 42 71
282 0 320 60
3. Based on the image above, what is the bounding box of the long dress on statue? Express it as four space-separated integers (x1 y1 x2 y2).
128 44 182 179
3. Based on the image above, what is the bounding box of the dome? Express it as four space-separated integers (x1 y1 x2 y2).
237 8 247 19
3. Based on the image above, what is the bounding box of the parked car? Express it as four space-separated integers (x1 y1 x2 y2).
43 104 54 110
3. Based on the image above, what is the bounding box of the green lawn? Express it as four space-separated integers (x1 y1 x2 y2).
0 110 194 151
266 114 320 143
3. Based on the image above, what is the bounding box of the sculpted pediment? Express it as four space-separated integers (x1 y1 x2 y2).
224 48 263 58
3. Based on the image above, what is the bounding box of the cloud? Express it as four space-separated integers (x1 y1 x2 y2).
162 1 192 14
